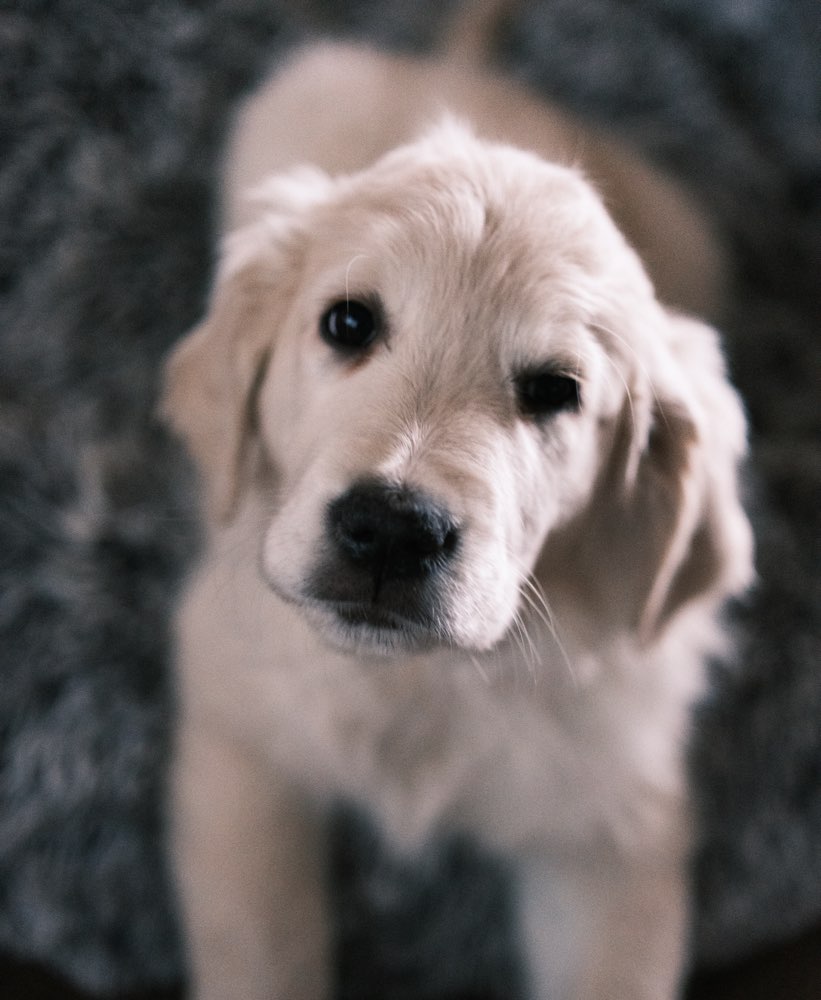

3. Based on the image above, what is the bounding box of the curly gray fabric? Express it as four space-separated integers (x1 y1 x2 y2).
1 0 819 994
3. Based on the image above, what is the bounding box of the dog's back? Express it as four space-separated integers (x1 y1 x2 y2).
225 40 726 320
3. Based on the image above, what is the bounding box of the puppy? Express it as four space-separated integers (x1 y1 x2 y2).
162 28 753 1000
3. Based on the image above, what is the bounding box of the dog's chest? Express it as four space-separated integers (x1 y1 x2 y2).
181 548 693 853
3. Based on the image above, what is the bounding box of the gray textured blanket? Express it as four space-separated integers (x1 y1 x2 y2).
1 1 819 995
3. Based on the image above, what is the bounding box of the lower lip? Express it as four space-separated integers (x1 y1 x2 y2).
335 605 407 631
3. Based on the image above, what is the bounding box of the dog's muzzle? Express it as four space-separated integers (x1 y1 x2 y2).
308 478 460 641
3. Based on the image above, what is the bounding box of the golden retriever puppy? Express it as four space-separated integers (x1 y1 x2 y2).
162 37 753 1000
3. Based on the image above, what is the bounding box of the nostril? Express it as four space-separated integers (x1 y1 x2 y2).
414 517 457 559
333 514 381 562
349 526 376 546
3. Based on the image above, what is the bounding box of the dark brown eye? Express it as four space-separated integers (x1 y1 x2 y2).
516 369 581 419
320 299 379 352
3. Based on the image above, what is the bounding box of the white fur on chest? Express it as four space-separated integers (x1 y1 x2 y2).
176 512 705 862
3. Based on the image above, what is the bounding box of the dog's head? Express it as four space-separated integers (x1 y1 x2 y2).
163 122 752 655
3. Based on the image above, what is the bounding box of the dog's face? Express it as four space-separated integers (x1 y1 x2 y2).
165 124 752 656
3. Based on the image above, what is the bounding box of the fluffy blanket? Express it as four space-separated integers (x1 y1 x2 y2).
1 0 819 994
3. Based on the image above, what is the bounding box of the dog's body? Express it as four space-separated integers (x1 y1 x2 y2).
164 36 753 1000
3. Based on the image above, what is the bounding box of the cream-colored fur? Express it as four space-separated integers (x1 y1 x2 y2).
162 40 753 1000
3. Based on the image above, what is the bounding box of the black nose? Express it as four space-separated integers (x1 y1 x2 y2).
327 480 459 583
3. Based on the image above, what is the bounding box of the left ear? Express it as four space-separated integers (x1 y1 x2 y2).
161 165 335 522
637 312 754 638
541 312 754 642
160 258 278 522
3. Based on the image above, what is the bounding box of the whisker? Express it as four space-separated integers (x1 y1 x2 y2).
518 574 556 635
510 607 541 682
515 568 579 688
595 320 667 427
600 350 637 436
344 254 370 303
467 650 491 684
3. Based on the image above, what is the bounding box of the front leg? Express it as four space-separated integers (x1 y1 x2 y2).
171 721 331 1000
515 848 689 1000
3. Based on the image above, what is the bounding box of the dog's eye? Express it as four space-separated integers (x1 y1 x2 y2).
320 299 379 353
515 369 581 419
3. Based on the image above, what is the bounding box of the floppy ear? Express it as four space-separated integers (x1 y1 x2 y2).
161 166 333 521
636 313 754 637
162 266 276 522
543 313 753 642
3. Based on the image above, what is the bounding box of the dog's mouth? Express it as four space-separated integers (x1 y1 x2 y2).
303 558 452 651
333 602 413 630
306 598 444 654
263 551 455 654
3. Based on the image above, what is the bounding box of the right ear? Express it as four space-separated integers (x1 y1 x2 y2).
161 165 334 522
161 265 276 523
